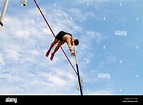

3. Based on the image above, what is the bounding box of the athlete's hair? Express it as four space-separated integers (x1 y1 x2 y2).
74 39 79 46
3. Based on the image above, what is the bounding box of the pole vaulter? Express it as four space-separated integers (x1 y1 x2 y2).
0 0 9 30
33 0 83 95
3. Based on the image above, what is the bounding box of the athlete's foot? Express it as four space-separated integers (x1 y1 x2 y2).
50 53 54 60
46 50 50 57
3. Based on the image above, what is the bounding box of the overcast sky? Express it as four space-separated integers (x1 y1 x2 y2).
0 0 143 95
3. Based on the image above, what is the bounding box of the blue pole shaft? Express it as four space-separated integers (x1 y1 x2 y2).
76 64 83 96
73 46 83 96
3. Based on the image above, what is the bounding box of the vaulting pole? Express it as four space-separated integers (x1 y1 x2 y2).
34 0 83 95
33 0 77 74
73 46 83 96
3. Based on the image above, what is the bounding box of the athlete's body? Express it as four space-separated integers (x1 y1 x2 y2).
46 31 79 60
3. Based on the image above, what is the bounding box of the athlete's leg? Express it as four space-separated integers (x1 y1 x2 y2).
50 41 65 60
46 38 58 57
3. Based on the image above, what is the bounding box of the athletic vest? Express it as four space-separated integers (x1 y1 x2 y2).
56 31 72 41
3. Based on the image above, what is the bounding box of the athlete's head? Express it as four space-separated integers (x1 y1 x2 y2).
74 39 79 46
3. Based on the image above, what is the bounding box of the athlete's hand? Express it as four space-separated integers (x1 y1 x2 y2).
71 51 75 56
